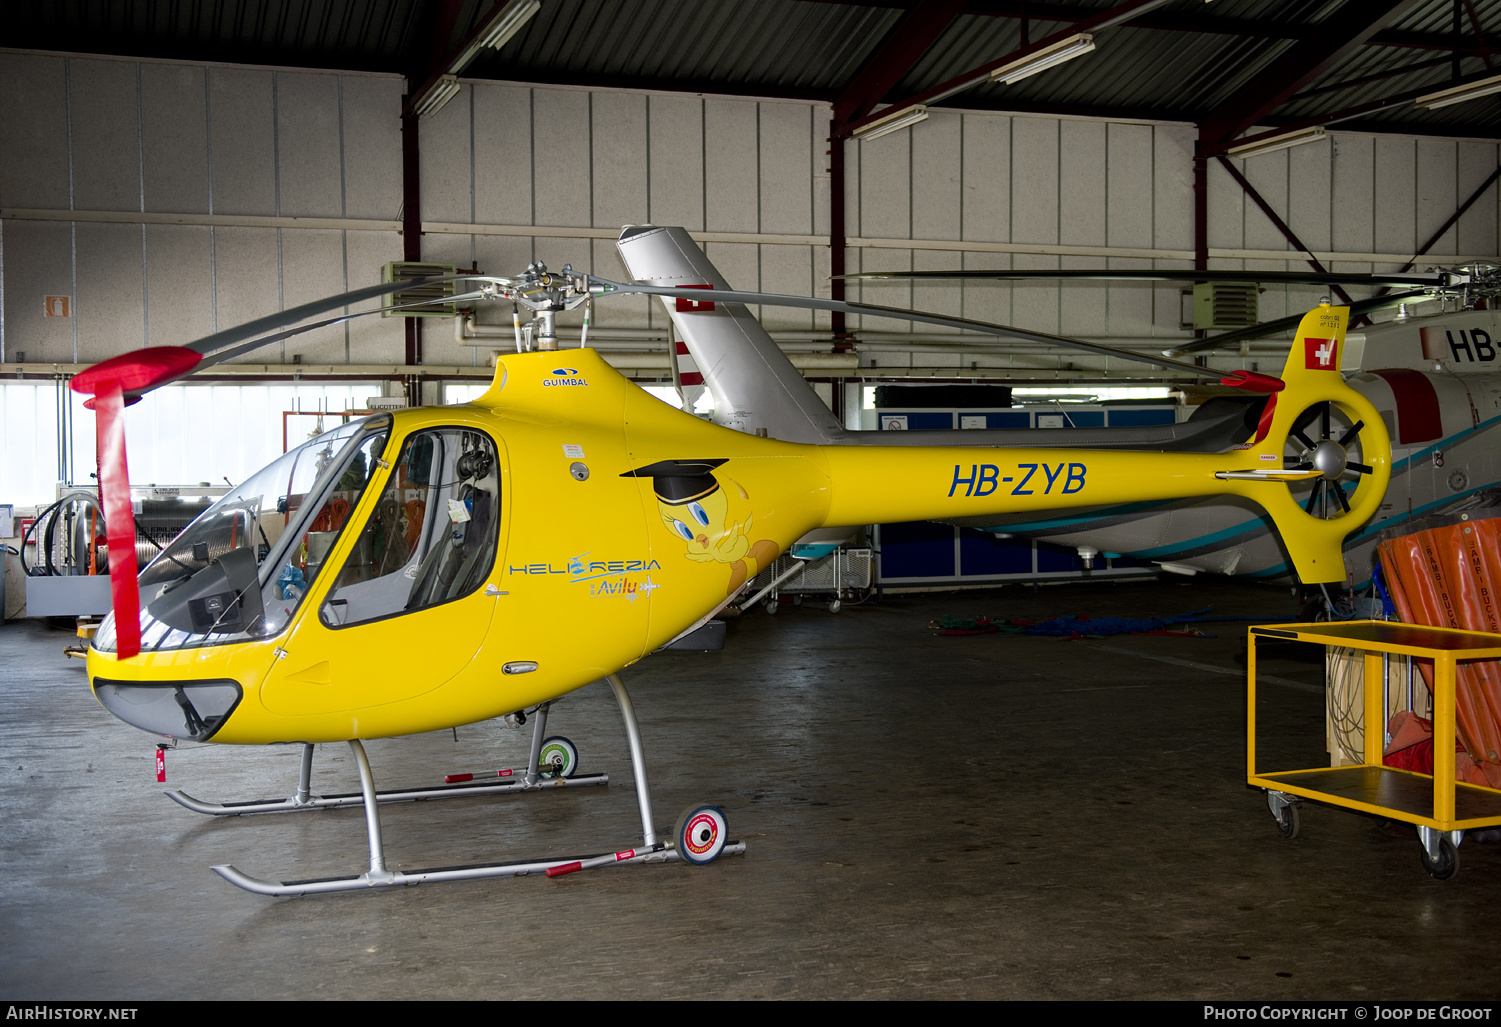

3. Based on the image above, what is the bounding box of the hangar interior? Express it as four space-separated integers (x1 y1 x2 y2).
4 0 1501 1001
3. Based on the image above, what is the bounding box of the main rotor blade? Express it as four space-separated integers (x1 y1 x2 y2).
180 275 509 358
195 288 497 370
837 269 1452 288
1165 291 1429 356
592 279 1220 379
120 289 498 401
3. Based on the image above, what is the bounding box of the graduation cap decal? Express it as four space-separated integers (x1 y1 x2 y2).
620 459 728 506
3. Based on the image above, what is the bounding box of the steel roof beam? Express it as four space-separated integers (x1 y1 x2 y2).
1204 64 1501 157
1287 56 1455 101
1374 163 1501 294
475 68 835 103
841 0 1173 139
1198 0 1424 149
833 0 968 132
801 1 1497 56
1213 155 1357 307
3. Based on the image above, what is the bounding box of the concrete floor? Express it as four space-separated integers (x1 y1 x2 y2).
2 576 1498 1000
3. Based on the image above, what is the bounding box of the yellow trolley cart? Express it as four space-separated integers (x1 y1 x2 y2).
1248 620 1501 880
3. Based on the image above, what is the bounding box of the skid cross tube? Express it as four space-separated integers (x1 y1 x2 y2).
209 676 743 896
165 699 607 816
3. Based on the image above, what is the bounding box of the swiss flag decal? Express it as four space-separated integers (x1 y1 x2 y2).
676 284 716 313
1304 336 1336 370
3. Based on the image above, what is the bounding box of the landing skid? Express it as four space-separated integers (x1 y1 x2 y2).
166 699 606 816
209 675 744 896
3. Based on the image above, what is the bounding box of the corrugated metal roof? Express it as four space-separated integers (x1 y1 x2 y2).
473 0 901 93
5 0 1501 140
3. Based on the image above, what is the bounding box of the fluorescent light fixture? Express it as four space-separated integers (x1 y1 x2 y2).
412 75 461 118
853 104 930 141
480 0 541 48
989 33 1095 86
448 0 542 73
408 1 539 119
1225 125 1326 159
1416 73 1501 110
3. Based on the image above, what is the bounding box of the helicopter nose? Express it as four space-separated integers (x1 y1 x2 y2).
92 678 243 741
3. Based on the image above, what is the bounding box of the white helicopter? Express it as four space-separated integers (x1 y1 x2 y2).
620 226 1499 593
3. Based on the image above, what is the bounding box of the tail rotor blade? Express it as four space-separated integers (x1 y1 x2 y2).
1304 478 1324 515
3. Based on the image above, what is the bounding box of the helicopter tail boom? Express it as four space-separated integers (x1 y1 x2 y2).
817 304 1389 585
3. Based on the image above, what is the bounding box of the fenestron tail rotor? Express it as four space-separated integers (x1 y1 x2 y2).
1283 401 1374 519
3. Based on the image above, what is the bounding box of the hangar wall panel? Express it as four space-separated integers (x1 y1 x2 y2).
1 53 1498 380
141 63 210 216
0 53 403 367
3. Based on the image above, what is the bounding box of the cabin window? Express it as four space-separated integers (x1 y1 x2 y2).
319 427 501 628
94 415 391 654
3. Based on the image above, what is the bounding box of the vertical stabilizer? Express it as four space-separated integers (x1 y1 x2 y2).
617 225 848 444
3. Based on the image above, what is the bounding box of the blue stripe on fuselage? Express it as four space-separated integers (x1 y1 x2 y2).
973 414 1501 571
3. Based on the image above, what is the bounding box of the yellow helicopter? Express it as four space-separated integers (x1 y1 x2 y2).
72 248 1388 895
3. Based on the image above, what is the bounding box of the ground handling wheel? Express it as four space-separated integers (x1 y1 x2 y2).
538 736 578 779
673 804 729 866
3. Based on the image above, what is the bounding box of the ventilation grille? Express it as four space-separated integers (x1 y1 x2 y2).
1192 282 1259 329
382 261 459 317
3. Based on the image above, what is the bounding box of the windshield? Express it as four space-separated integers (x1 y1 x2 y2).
94 415 390 654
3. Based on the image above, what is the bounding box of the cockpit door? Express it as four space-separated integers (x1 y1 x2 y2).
258 425 506 720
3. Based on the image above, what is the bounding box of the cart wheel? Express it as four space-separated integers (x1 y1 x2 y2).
1420 837 1459 880
1266 791 1299 839
828 599 842 614
765 598 779 614
1273 801 1300 839
538 736 578 779
674 804 728 866
792 594 803 607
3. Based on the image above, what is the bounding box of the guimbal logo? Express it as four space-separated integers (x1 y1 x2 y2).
544 367 588 387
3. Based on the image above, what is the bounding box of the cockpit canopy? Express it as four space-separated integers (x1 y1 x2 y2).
94 416 391 654
93 416 506 663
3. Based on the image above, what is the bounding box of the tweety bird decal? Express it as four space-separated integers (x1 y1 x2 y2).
622 459 779 595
